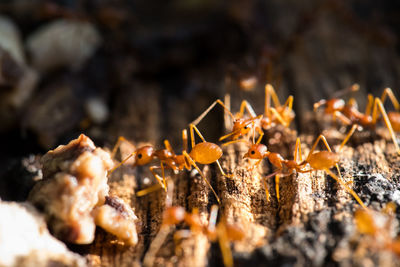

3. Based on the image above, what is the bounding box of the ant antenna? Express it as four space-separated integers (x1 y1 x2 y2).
332 83 360 98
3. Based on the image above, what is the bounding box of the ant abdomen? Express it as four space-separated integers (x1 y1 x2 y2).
388 112 400 132
306 151 339 170
189 142 222 165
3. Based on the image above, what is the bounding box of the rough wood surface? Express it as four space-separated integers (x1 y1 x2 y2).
84 109 400 266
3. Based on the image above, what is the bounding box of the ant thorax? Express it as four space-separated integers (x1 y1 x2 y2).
325 99 346 114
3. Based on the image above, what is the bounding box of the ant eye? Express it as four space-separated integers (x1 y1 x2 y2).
244 126 249 129
138 154 142 159
251 151 255 155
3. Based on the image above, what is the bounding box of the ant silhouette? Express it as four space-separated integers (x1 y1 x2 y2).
314 86 400 154
143 181 244 267
355 203 400 257
243 134 366 209
109 124 231 203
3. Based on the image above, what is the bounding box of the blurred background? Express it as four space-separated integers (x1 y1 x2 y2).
0 0 399 200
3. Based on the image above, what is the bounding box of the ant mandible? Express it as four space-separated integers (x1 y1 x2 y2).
314 86 400 154
143 181 244 267
243 134 366 209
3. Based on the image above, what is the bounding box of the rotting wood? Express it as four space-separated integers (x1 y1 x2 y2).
85 121 400 266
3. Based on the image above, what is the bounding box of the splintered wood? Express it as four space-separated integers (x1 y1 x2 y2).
86 123 400 266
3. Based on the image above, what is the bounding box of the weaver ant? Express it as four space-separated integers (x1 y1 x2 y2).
143 181 244 267
191 97 264 145
355 203 400 257
109 124 231 203
191 84 294 147
108 132 188 192
243 134 366 208
314 86 400 154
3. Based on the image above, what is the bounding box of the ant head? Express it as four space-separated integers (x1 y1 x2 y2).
243 144 268 159
134 146 154 166
163 206 185 225
232 119 252 137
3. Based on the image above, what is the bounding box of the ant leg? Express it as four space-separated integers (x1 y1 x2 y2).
222 139 250 147
111 136 135 159
269 107 288 126
307 135 334 160
149 164 167 191
216 160 233 178
190 99 234 126
108 151 137 174
324 168 366 209
255 126 264 144
143 225 172 267
183 151 220 203
333 111 352 125
189 124 207 148
294 137 302 163
164 139 175 154
339 124 359 151
182 129 188 152
265 84 281 109
219 129 242 142
306 134 342 177
365 94 374 116
261 177 271 202
381 88 400 111
136 184 163 197
283 95 294 111
372 98 400 154
217 223 234 267
265 84 272 118
275 174 280 202
238 100 257 118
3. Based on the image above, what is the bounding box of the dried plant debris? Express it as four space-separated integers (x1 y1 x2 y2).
93 196 138 246
26 19 101 73
0 200 86 267
28 134 138 246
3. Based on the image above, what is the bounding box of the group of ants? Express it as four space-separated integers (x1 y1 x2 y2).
108 84 400 266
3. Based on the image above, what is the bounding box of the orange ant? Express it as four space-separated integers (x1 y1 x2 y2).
190 84 294 146
143 181 244 267
355 203 400 257
314 86 400 154
243 134 366 209
108 133 188 192
191 97 264 145
109 124 231 203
